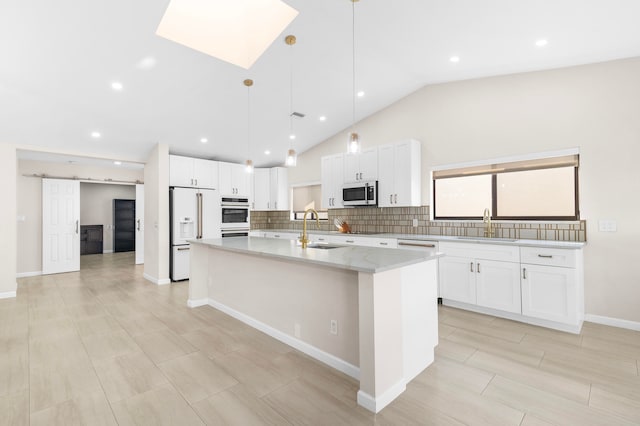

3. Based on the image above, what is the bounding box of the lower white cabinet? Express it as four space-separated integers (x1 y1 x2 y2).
520 246 583 326
476 260 522 314
439 256 477 304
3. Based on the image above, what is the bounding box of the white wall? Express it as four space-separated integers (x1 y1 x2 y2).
143 143 170 285
0 143 17 295
290 57 640 324
80 183 136 253
16 160 143 274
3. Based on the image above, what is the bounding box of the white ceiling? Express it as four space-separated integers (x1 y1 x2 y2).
3 0 640 168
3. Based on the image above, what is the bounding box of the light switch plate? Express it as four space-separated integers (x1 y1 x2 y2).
16 215 26 222
598 219 617 232
412 218 419 227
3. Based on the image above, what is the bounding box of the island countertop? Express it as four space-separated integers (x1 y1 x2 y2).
189 236 442 274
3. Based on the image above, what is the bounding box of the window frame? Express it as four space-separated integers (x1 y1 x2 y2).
432 151 580 222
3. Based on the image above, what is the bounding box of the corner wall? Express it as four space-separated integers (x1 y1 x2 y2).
143 143 170 285
289 57 640 323
0 143 17 296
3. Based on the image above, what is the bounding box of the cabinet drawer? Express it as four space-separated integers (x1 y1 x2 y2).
439 241 520 263
520 247 576 268
359 237 398 248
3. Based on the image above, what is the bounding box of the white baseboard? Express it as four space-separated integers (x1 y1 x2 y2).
143 273 171 286
0 290 17 299
187 298 208 308
584 314 640 332
103 250 114 254
17 271 42 278
207 298 360 380
357 379 406 413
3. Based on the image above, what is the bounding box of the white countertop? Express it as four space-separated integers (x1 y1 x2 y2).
254 229 586 249
189 237 442 274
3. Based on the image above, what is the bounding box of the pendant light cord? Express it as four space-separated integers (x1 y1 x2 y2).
289 41 294 149
352 0 356 133
247 83 251 158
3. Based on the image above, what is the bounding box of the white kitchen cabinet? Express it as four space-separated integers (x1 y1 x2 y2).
270 167 289 210
169 155 218 189
321 154 344 209
439 242 521 313
520 247 583 326
344 148 378 183
378 139 421 207
219 161 250 197
252 168 271 210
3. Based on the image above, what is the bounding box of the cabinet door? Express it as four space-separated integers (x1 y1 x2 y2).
253 169 271 210
476 260 522 313
193 159 218 189
331 155 344 208
344 153 360 183
394 141 420 206
377 144 395 207
270 167 289 210
321 156 333 209
521 264 577 324
218 162 233 195
439 256 476 304
169 155 195 187
233 164 251 197
359 148 378 181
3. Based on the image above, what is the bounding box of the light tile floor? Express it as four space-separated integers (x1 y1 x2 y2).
1 252 639 425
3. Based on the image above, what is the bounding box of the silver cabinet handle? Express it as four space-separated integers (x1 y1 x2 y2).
195 179 198 186
390 194 393 204
318 238 325 241
274 235 280 238
470 262 474 273
538 254 553 258
394 194 398 204
398 242 436 248
523 268 527 279
267 202 270 209
196 192 203 238
346 240 355 243
360 173 363 180
355 172 358 181
177 247 190 251
76 220 79 234
477 263 481 273
137 219 141 231
275 202 277 209
379 242 388 246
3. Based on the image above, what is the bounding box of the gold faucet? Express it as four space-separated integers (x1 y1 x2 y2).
483 208 494 237
300 208 319 249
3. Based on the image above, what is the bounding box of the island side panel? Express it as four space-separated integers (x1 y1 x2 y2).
357 269 406 413
188 242 209 306
204 246 360 368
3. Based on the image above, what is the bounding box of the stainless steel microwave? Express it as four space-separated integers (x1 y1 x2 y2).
343 181 378 207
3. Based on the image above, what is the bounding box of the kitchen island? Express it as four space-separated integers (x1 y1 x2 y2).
187 237 442 413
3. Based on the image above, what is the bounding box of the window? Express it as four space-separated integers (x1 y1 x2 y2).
433 153 579 221
291 184 328 220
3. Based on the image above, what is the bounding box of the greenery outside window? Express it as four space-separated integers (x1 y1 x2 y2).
433 153 579 221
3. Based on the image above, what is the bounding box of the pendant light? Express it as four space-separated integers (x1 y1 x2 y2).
244 78 254 173
285 34 298 167
347 0 361 154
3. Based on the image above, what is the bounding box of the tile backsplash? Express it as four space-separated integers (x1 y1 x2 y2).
250 206 586 242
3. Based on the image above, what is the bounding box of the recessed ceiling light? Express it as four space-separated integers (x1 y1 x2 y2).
113 161 122 166
91 131 101 138
289 134 296 140
264 150 271 155
535 39 548 47
111 82 123 91
357 91 365 98
319 116 327 122
450 56 460 63
200 138 208 143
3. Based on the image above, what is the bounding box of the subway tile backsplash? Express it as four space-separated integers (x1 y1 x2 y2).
250 206 587 242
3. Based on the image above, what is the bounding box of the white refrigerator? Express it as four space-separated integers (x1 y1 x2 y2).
170 187 221 281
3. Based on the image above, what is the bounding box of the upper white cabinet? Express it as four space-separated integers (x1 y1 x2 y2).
252 167 289 211
378 139 421 207
169 155 218 189
321 154 344 209
520 247 583 327
344 148 378 183
270 167 289 211
219 162 250 197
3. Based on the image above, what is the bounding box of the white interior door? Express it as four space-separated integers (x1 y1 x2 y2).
42 178 80 274
135 184 144 265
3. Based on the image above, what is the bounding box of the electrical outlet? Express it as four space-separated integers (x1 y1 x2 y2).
294 322 301 338
412 218 419 227
598 219 617 232
330 320 338 335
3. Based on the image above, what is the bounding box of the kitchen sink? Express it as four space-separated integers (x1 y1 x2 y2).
306 243 342 250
